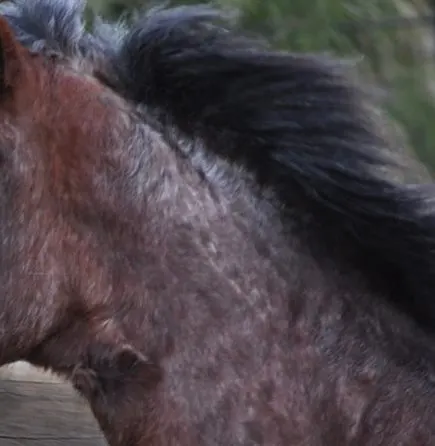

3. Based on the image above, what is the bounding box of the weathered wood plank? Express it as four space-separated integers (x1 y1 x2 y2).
0 362 107 446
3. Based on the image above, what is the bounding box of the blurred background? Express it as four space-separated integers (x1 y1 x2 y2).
87 0 435 176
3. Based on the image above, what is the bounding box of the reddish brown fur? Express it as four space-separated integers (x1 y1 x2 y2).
1 9 435 446
0 16 141 365
0 18 198 443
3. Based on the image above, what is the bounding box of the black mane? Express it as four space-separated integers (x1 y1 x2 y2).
3 0 435 334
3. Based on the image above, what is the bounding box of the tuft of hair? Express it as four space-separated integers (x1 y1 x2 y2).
0 0 88 54
3 0 435 334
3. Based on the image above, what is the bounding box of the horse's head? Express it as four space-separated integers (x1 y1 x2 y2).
0 3 158 371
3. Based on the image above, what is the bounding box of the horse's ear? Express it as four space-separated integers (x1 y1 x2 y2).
0 17 25 89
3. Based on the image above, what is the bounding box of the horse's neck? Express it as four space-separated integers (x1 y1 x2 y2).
106 128 435 391
96 158 435 440
131 192 435 363
110 132 363 356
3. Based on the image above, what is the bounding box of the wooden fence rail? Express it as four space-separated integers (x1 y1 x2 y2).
0 362 106 446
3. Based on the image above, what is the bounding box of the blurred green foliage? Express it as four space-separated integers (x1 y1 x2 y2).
87 0 435 174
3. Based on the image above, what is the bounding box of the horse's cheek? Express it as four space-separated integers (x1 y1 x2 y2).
0 193 68 364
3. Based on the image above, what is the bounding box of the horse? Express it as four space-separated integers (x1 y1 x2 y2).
1 0 435 444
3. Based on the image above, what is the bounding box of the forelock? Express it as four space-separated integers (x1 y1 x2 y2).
0 0 91 55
